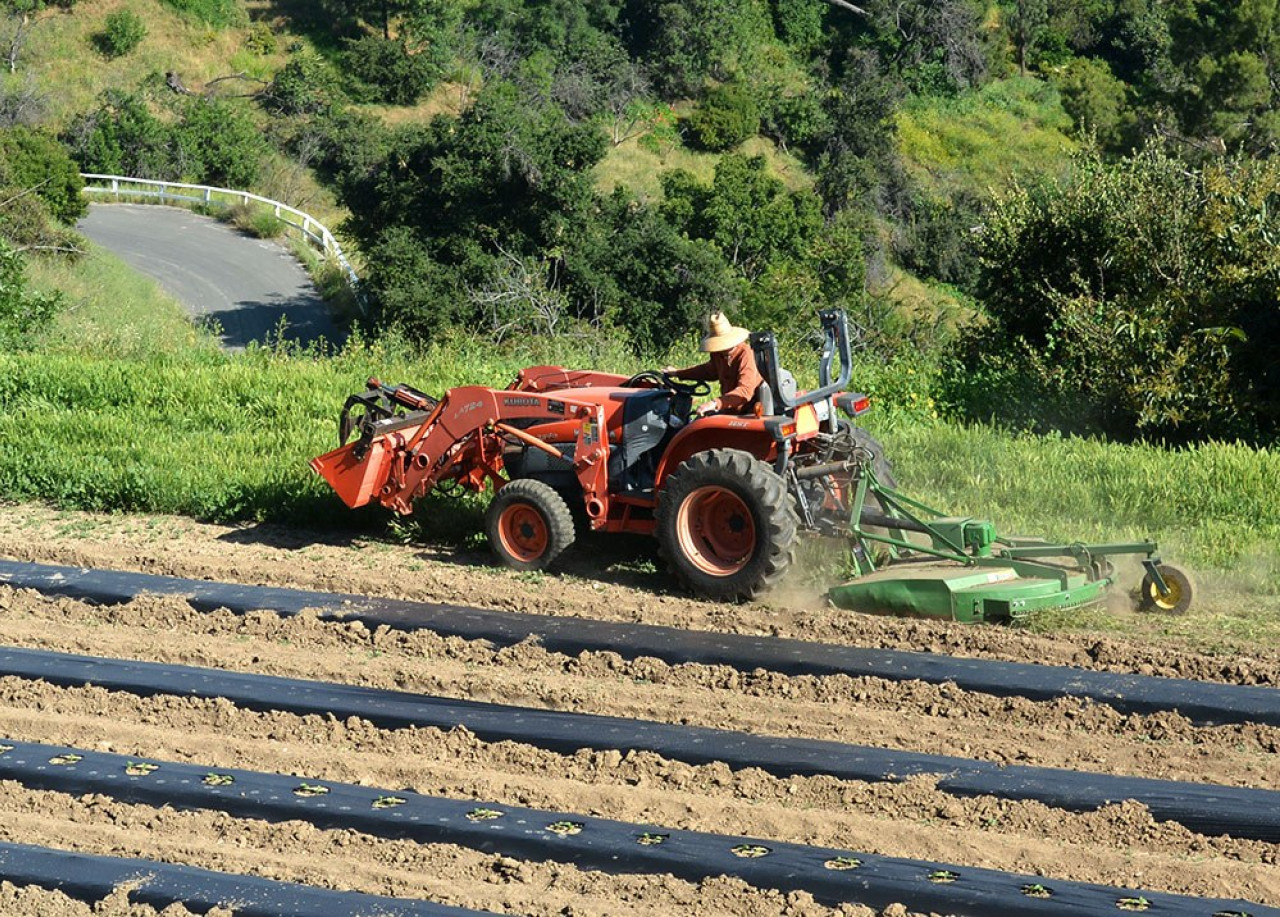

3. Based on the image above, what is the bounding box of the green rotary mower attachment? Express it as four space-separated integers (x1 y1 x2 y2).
827 466 1193 624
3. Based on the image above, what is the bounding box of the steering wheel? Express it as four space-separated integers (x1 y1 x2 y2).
622 370 712 398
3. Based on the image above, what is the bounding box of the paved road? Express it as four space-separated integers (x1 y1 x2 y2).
78 204 345 351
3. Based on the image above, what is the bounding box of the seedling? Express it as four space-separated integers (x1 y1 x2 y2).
636 833 668 846
546 821 583 836
824 856 862 871
124 762 159 776
49 754 83 766
293 782 330 797
1117 898 1151 912
203 773 235 787
1022 884 1053 899
928 870 960 884
466 807 504 821
372 795 406 809
730 844 771 858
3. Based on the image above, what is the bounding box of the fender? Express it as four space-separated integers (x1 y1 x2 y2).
653 416 778 491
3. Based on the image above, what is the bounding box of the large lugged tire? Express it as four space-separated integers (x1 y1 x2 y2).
845 423 896 491
656 449 799 601
485 478 576 572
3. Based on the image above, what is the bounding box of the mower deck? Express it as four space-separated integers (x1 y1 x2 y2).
828 560 1112 624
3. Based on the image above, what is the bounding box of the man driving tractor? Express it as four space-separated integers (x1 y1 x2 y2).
665 311 763 417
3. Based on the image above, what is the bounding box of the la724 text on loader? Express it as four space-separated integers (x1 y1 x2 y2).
311 310 1191 622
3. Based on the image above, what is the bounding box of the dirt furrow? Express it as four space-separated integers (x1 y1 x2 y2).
1 504 1277 684
1 587 1275 788
0 505 1277 913
0 784 881 917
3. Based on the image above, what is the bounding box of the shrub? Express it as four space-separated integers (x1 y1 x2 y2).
0 127 86 223
173 97 267 188
244 22 277 55
0 241 62 349
685 81 759 151
340 35 439 106
96 10 147 59
265 55 345 115
62 90 179 180
158 0 244 27
953 146 1280 445
224 202 286 239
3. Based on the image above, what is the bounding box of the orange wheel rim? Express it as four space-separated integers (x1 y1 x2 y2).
498 504 549 562
676 485 755 576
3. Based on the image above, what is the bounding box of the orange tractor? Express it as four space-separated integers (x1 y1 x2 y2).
311 310 886 600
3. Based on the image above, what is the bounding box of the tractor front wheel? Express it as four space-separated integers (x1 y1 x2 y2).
656 449 799 601
1138 563 1194 615
486 478 576 572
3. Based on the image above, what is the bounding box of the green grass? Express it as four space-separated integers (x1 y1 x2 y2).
872 422 1280 651
18 0 284 128
24 245 218 357
597 133 815 201
896 76 1077 200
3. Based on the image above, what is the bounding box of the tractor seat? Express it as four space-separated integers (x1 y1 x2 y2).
749 330 797 416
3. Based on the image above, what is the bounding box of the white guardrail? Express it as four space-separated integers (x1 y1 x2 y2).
80 173 360 291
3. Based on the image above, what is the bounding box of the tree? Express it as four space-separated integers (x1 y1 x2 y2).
1005 0 1048 74
340 35 441 105
643 0 773 96
841 0 991 94
685 82 759 151
815 48 902 216
4 0 51 73
572 189 738 354
960 146 1280 444
1053 56 1136 152
662 154 821 281
340 79 608 339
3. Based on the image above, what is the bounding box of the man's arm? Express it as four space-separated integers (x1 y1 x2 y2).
669 359 716 381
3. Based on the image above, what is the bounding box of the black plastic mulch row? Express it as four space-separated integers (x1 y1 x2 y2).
3 644 1278 845
0 841 485 917
1 559 1275 728
0 738 1271 917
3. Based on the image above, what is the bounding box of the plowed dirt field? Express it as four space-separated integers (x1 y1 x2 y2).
0 503 1276 915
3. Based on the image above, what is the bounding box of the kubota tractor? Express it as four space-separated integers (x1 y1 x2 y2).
311 309 887 601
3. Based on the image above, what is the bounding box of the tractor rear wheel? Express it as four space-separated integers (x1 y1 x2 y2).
656 449 799 601
486 478 576 572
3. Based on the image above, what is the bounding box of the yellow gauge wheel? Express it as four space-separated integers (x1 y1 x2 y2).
1139 564 1194 615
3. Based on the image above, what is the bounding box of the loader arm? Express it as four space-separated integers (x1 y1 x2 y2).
311 385 612 519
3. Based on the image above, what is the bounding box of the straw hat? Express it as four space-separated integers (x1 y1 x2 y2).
701 311 749 352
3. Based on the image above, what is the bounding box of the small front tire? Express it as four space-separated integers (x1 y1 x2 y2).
1138 564 1193 615
486 478 576 572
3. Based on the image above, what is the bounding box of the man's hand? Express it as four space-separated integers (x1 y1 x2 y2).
695 399 719 417
661 365 678 376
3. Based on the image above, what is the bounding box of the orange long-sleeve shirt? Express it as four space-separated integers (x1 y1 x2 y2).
675 342 763 413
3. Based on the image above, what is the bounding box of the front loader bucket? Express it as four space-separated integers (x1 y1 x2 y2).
310 439 396 510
